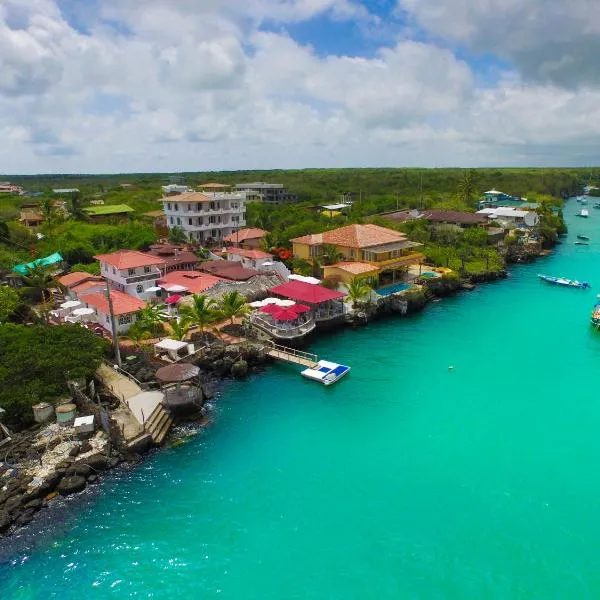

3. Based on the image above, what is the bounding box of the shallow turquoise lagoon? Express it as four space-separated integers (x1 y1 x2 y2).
3 205 600 598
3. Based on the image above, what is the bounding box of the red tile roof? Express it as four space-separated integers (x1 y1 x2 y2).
226 247 273 260
70 279 105 296
199 260 260 281
145 245 199 269
223 228 268 243
160 192 210 203
57 271 95 287
291 224 407 249
83 290 146 316
270 280 346 304
327 262 379 275
94 250 166 270
157 271 224 294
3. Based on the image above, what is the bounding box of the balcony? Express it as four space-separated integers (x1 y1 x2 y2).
124 272 161 285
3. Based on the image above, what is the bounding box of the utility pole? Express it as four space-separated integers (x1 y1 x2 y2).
104 279 121 366
396 190 400 211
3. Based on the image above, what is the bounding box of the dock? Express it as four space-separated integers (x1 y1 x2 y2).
267 343 318 368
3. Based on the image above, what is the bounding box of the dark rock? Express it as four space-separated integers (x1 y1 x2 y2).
68 445 80 457
57 475 86 496
80 440 93 453
231 359 248 379
66 463 93 478
0 511 11 534
54 468 67 477
80 454 110 471
16 509 35 526
87 474 98 484
4 495 22 514
212 359 227 376
24 498 43 510
55 459 73 470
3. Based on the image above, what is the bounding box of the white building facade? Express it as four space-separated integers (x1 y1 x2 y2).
161 191 246 244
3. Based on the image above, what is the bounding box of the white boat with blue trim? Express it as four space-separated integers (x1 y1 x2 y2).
538 274 590 289
301 360 351 385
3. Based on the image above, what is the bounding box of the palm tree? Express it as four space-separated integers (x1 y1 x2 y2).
322 244 343 266
136 303 165 336
20 264 55 302
170 318 191 341
125 321 152 350
179 294 219 335
219 291 249 325
344 278 372 309
457 169 478 206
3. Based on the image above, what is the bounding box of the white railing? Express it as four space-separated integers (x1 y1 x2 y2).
269 342 318 364
250 314 316 339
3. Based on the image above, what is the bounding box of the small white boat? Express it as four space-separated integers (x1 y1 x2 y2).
301 360 351 385
578 208 589 218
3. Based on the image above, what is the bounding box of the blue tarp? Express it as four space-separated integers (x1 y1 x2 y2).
13 252 63 275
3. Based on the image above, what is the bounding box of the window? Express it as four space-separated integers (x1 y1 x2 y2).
136 284 143 294
188 204 192 211
211 229 217 237
174 204 179 211
144 266 151 273
118 314 133 325
177 217 181 225
105 315 110 323
209 216 216 224
310 245 322 258
350 249 355 258
128 268 135 276
169 216 174 224
210 202 216 210
198 217 203 225
112 267 116 274
167 203 172 210
188 218 192 225
196 203 202 211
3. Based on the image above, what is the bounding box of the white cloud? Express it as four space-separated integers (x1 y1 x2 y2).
0 0 599 173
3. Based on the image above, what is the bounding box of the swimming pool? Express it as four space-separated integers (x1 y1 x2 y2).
376 282 412 296
420 271 439 278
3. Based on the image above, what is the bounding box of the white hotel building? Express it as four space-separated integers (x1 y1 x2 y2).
161 191 246 244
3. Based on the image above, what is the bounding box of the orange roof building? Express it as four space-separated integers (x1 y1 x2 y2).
57 271 96 288
82 290 146 333
157 271 224 295
94 250 166 270
223 228 268 249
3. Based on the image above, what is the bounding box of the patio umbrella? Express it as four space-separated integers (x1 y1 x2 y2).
166 294 181 304
270 307 303 321
156 363 200 383
277 299 296 307
293 304 311 314
146 286 162 293
72 307 95 316
260 303 281 314
60 300 81 309
249 300 265 308
262 297 281 305
165 284 188 293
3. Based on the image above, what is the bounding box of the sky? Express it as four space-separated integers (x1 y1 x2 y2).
1 0 600 174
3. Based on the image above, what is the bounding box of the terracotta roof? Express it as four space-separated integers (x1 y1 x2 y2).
83 290 146 316
145 245 199 269
291 224 406 249
423 210 486 225
226 247 273 260
199 260 260 281
94 250 166 270
223 228 268 243
160 192 210 203
327 262 379 275
70 279 105 296
270 280 346 304
157 270 224 294
57 271 95 287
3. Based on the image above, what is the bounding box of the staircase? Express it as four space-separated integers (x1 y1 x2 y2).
144 403 173 445
422 286 436 302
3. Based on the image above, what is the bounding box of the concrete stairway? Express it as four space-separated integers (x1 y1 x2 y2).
144 404 173 445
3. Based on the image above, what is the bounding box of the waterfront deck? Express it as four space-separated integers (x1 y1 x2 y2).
267 343 318 368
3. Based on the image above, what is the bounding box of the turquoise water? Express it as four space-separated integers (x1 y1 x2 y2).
376 282 412 295
4 205 600 598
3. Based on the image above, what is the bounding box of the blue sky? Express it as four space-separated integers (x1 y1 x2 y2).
1 0 599 173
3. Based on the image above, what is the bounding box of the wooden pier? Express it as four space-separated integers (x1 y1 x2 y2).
267 343 318 368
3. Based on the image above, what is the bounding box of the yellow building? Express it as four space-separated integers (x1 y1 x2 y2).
291 224 424 287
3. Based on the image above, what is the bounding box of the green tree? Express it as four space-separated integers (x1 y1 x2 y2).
219 291 249 325
69 262 101 275
20 264 55 302
136 303 165 336
462 227 488 247
179 294 219 335
321 244 343 266
169 226 188 244
344 278 372 308
125 321 152 350
0 323 108 428
170 318 191 341
457 169 478 206
0 287 20 322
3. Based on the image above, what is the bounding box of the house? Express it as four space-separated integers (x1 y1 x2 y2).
19 208 45 228
235 182 297 204
57 272 105 300
222 227 268 249
291 224 424 288
477 207 530 227
162 184 193 194
52 188 80 194
144 244 200 272
83 204 135 221
380 209 487 228
225 247 273 270
161 191 246 244
198 183 232 192
478 189 520 208
82 290 146 333
157 270 224 295
94 250 166 300
322 262 380 286
0 183 22 194
198 260 260 281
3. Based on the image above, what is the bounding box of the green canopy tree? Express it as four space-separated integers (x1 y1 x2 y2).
168 226 188 244
179 294 220 335
219 291 249 325
344 278 372 308
136 303 165 336
170 318 191 341
0 286 20 322
19 263 55 302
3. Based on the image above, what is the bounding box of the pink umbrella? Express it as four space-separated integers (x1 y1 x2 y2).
166 294 181 304
270 307 303 321
293 304 311 314
260 304 281 315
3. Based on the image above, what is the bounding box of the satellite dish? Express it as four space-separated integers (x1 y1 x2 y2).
524 212 539 227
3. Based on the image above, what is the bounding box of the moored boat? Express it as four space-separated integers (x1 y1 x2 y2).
301 360 351 385
577 235 590 240
577 208 590 217
594 203 600 209
591 303 600 329
575 241 589 246
538 274 590 289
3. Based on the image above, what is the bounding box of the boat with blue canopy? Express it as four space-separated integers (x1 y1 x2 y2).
538 274 590 289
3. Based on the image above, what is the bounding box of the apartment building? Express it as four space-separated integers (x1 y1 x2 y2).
235 182 297 204
160 191 246 244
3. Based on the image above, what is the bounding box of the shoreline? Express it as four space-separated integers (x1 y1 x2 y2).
0 250 550 545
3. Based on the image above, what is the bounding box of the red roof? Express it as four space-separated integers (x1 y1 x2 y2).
269 280 345 304
57 271 95 287
223 228 268 243
226 247 273 260
199 260 260 281
94 250 166 270
291 224 406 249
83 290 146 316
70 279 105 296
157 270 224 294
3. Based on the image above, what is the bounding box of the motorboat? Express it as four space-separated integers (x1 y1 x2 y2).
577 208 589 217
301 360 351 385
575 241 589 246
577 235 590 240
538 274 590 289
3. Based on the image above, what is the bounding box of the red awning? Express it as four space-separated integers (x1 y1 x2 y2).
166 294 181 304
269 280 345 304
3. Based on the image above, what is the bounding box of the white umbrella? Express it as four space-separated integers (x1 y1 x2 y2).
165 284 188 293
60 300 82 309
263 297 280 305
249 300 265 308
72 307 95 316
146 286 162 292
278 299 296 307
